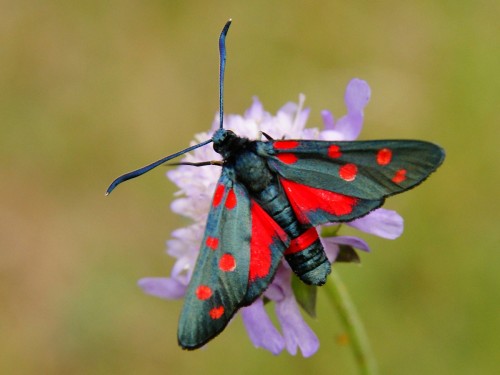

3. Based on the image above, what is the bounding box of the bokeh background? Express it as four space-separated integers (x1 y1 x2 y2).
1 1 499 374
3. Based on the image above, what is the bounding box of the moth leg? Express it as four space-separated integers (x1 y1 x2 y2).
167 160 223 167
260 131 274 141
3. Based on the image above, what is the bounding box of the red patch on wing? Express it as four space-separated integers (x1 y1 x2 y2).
285 227 319 255
280 178 359 223
274 140 300 150
219 253 236 272
376 148 392 165
328 145 342 158
195 285 212 300
249 202 287 282
392 169 407 183
205 236 219 250
277 153 298 164
209 306 224 320
339 163 358 181
225 188 237 209
212 184 225 207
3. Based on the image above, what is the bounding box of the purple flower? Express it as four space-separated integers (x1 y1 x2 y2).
139 79 404 356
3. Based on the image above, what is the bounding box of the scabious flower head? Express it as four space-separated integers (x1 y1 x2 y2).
138 79 404 356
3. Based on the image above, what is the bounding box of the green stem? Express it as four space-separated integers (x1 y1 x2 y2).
324 268 378 375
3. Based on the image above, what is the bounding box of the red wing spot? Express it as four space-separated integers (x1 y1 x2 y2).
219 253 236 272
195 285 212 300
274 140 300 150
205 236 219 250
285 227 319 255
339 163 358 181
212 184 225 207
377 148 392 165
277 153 298 164
392 169 407 183
225 189 237 209
209 306 224 320
328 145 342 158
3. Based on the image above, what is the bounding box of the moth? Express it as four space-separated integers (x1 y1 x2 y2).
107 20 445 349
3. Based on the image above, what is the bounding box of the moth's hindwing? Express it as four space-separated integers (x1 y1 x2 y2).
279 177 383 226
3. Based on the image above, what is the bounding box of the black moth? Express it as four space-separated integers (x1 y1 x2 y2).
107 20 445 349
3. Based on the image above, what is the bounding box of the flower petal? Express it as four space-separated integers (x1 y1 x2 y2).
268 267 319 357
320 110 346 141
321 110 335 130
321 234 370 262
320 237 340 262
345 78 371 114
349 208 404 239
244 96 265 121
241 299 285 355
330 235 371 252
138 277 187 299
332 78 371 140
275 293 320 357
263 263 289 302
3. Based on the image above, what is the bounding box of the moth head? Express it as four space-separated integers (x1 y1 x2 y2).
212 129 238 157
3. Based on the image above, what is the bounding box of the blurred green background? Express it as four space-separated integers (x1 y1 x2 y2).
1 1 498 374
